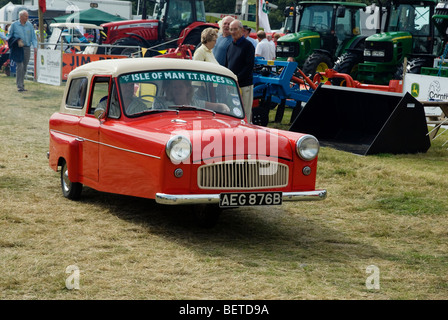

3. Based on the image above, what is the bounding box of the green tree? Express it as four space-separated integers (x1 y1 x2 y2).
204 0 235 13
0 0 21 9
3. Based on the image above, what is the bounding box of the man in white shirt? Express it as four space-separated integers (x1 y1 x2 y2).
255 30 275 61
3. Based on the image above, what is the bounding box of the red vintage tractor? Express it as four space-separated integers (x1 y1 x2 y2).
99 0 218 56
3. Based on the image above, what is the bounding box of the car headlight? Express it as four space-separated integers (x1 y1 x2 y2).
296 135 320 161
166 135 192 164
372 50 385 57
364 49 371 57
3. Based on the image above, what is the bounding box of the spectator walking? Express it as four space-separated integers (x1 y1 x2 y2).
8 10 37 92
225 20 255 123
243 25 258 48
193 27 219 64
213 16 234 66
255 30 275 61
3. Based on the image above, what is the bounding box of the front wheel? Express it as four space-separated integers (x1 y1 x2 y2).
393 57 430 80
61 161 83 200
302 52 333 79
193 205 221 228
332 51 364 85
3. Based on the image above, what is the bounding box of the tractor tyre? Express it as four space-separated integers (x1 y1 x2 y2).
332 51 364 86
393 57 430 80
301 52 334 78
183 28 203 53
111 38 144 57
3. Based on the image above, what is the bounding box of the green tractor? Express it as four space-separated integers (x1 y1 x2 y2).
339 0 444 84
275 1 370 77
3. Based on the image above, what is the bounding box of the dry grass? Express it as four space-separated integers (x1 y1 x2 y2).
1 74 448 300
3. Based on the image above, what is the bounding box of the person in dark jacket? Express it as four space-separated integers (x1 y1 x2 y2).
8 36 24 64
225 19 255 123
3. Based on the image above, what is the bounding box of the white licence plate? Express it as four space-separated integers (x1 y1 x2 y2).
219 192 282 208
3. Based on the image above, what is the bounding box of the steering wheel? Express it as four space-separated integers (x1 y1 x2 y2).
313 23 329 31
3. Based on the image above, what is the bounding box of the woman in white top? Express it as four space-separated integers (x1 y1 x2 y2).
193 27 219 64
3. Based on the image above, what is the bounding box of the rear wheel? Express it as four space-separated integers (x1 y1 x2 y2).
111 38 144 57
302 52 333 80
61 161 82 200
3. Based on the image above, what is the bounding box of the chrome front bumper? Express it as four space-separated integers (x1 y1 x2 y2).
155 190 327 205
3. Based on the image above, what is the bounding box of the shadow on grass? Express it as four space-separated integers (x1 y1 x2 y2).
78 187 396 265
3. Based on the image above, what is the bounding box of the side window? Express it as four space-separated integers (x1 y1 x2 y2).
66 77 88 109
88 77 111 115
108 84 121 119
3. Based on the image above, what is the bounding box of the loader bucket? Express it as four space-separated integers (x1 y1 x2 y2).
289 85 431 155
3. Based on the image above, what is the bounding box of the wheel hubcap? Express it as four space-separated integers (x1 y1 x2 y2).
63 166 71 192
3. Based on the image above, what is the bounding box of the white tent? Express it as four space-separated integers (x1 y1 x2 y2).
0 2 28 22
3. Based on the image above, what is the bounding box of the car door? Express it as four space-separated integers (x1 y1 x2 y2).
78 76 112 182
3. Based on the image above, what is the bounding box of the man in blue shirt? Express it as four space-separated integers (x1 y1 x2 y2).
225 20 255 123
243 25 258 48
8 10 37 92
213 16 234 66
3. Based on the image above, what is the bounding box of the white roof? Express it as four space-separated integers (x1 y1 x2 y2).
68 57 238 81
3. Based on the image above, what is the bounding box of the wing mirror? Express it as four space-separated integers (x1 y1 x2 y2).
94 108 106 121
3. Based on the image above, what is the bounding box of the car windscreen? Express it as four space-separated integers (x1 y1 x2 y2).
118 70 244 118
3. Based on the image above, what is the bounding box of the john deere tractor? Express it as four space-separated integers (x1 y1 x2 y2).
338 0 443 84
275 1 369 76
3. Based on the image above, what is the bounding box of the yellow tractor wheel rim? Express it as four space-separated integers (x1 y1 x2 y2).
317 62 329 83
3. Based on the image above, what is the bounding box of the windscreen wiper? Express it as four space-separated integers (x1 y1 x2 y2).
167 105 216 116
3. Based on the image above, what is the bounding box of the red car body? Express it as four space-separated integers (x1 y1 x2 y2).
48 58 325 220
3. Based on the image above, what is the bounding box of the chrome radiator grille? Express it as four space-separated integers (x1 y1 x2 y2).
197 160 289 189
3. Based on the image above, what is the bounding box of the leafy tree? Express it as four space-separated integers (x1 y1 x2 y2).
0 0 21 9
204 0 235 13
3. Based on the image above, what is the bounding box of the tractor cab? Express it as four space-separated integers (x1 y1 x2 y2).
153 0 207 42
100 0 216 56
385 1 438 54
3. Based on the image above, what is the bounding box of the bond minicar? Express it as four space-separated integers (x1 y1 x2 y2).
48 58 326 225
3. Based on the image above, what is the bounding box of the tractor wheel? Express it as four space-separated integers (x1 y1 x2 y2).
183 28 203 53
111 38 144 57
394 57 430 80
332 51 364 86
301 52 334 78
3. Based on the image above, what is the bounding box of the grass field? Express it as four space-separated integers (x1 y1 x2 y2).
1 74 448 300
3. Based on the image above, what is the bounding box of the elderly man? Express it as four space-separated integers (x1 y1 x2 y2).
8 10 37 92
213 15 234 66
225 20 255 123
